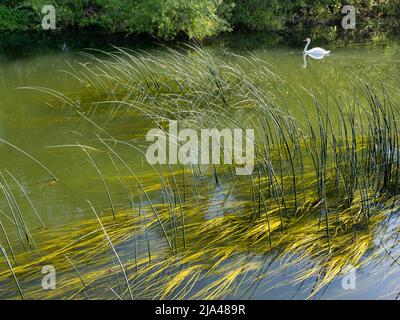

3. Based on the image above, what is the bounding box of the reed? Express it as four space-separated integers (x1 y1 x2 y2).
2 46 400 299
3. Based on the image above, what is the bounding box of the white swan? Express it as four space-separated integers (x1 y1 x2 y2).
303 38 330 56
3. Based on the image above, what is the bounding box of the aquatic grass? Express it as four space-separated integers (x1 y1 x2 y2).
0 139 58 182
0 175 25 246
64 254 87 289
88 201 133 300
80 145 117 220
5 170 46 230
0 242 24 299
0 217 16 263
0 172 42 256
97 137 174 251
0 187 395 299
2 46 400 299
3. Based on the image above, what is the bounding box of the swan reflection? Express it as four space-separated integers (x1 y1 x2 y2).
302 52 330 68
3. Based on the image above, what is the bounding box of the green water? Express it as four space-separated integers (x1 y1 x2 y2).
1 38 400 299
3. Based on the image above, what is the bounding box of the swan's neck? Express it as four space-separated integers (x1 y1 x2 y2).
304 39 311 53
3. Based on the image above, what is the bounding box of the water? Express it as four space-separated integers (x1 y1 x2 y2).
1 37 400 299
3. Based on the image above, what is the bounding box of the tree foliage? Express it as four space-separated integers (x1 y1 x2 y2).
0 0 399 39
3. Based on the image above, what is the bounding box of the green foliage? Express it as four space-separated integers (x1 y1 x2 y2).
0 2 36 31
129 0 231 39
0 0 399 39
230 0 400 31
0 0 230 39
229 0 285 31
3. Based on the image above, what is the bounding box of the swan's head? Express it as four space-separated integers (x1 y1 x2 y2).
304 38 310 42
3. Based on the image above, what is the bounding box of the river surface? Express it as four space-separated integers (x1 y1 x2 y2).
1 37 400 299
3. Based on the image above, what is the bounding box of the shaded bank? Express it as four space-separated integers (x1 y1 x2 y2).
1 25 400 60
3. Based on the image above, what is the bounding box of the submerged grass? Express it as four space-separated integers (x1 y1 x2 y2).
1 46 400 299
0 183 397 299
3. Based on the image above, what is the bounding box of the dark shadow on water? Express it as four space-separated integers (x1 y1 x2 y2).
1 21 400 60
0 31 163 60
204 24 400 51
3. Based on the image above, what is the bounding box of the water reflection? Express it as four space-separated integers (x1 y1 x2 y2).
1 42 400 299
302 52 330 68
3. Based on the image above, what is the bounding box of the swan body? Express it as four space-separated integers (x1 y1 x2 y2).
303 38 330 56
